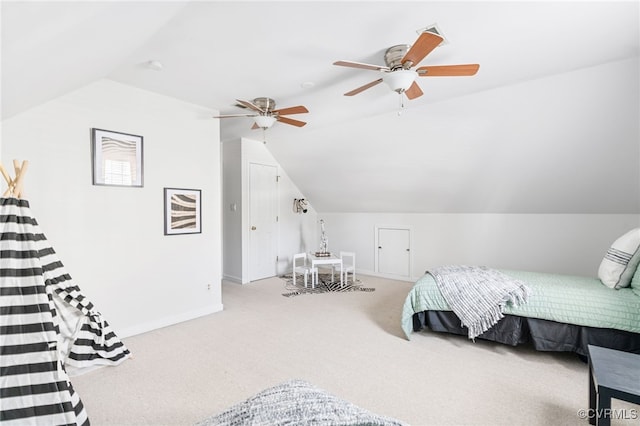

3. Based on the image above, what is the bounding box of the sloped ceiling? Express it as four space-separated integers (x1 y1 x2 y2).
2 1 639 214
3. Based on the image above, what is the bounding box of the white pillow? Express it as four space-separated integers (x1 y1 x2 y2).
598 228 640 289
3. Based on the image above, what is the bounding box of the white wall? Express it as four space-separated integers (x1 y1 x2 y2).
222 140 242 282
1 79 223 337
321 213 640 281
222 137 318 283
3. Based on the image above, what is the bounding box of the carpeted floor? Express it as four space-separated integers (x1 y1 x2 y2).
70 275 640 426
280 273 375 297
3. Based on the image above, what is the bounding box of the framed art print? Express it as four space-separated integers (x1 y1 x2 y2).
91 128 143 187
164 188 202 235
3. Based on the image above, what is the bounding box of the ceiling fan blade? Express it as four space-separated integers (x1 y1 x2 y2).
401 31 444 67
404 82 423 100
276 116 307 127
272 105 308 115
235 99 264 113
333 60 389 72
344 78 384 96
212 113 255 119
417 64 480 77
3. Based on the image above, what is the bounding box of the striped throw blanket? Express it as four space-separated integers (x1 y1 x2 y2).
429 265 531 339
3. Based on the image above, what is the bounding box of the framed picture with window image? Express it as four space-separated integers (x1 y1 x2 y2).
91 128 143 187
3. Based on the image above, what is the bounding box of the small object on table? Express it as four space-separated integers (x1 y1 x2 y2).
314 251 331 257
319 219 329 254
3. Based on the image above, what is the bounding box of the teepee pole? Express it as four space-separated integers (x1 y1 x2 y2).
1 159 29 198
0 164 12 188
12 160 28 198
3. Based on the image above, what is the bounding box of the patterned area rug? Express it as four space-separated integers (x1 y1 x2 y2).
281 273 375 297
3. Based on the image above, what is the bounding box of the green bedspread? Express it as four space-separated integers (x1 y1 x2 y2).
401 269 640 340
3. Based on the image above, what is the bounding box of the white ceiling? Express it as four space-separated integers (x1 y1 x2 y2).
2 1 639 213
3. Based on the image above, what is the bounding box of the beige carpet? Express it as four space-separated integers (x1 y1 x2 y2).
71 275 638 425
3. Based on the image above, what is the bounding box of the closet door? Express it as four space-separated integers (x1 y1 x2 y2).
376 226 411 278
248 163 278 281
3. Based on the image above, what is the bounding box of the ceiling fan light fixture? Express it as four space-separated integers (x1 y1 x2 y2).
382 69 417 93
253 115 277 129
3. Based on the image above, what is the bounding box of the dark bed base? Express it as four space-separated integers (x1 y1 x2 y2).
413 311 640 357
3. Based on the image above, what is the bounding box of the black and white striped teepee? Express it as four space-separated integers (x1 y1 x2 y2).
1 197 131 425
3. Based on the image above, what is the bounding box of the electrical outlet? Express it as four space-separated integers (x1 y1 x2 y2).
207 283 211 290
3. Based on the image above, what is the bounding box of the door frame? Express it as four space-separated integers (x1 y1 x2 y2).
374 225 412 280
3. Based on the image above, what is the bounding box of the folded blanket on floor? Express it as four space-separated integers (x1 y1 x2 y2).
429 265 531 339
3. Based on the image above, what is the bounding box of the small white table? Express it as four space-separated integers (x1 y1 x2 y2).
309 253 343 287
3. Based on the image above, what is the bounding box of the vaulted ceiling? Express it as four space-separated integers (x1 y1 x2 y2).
2 1 639 214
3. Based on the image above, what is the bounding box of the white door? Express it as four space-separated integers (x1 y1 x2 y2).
376 227 410 277
249 163 278 281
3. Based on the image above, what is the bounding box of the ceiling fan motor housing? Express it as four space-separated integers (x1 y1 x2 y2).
385 44 411 70
252 97 276 113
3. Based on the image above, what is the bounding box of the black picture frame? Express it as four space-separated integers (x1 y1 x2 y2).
91 128 143 187
164 188 202 235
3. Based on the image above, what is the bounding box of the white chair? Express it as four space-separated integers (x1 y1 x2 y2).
339 251 356 284
292 253 318 289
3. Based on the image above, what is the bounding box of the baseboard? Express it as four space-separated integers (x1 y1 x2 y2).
117 303 224 339
223 273 243 284
357 268 417 282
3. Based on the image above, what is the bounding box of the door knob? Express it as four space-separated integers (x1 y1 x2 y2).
251 226 256 230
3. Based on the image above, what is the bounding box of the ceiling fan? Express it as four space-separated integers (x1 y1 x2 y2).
213 97 309 130
333 31 479 101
